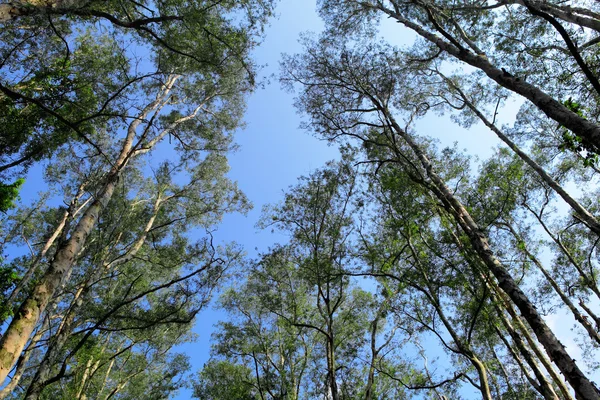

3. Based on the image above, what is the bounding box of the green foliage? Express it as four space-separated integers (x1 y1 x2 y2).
558 97 599 167
194 360 257 400
0 178 24 212
0 0 276 181
0 263 20 321
5 0 600 399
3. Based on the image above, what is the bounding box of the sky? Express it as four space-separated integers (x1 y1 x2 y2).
172 2 335 396
170 2 333 397
171 0 508 398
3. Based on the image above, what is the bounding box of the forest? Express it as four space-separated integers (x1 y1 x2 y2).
1 0 600 399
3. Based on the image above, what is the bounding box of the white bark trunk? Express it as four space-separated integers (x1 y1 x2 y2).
0 75 179 385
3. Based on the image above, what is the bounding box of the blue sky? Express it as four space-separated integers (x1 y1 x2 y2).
173 2 335 397
173 0 509 398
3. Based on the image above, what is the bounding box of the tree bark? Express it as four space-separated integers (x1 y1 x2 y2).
489 277 574 400
447 78 600 237
492 294 560 399
579 300 600 332
407 240 494 400
498 0 600 33
0 176 118 384
371 97 598 399
503 222 600 346
23 196 163 399
372 2 600 154
0 75 179 385
74 357 94 400
0 319 47 400
0 0 77 21
526 203 600 301
4 183 90 319
495 327 547 398
325 331 339 400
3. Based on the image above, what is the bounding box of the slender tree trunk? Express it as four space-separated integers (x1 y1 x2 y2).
526 205 600 301
504 223 600 345
372 99 597 399
449 79 600 237
493 298 560 399
408 240 494 400
498 0 600 33
3 183 89 318
0 319 47 400
364 318 378 400
579 300 600 331
0 0 77 21
75 357 94 400
326 334 339 400
494 347 518 399
24 197 163 399
489 278 574 400
431 298 493 399
373 2 600 154
487 359 504 400
97 357 116 399
0 75 179 385
495 330 545 397
364 302 395 400
471 357 494 400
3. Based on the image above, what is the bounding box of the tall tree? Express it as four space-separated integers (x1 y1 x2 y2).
0 0 273 385
0 0 274 205
282 38 599 399
198 161 410 399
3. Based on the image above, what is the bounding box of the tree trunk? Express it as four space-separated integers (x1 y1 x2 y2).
373 99 598 399
326 335 339 400
3 183 89 321
364 318 378 400
24 197 163 399
492 348 517 399
0 0 77 21
374 3 600 154
97 357 116 399
579 300 600 332
498 0 600 33
0 176 118 384
495 329 545 398
0 320 47 400
0 75 179 385
74 357 94 400
505 223 600 345
526 205 600 301
489 277 574 400
449 79 600 237
408 240 494 400
493 296 560 399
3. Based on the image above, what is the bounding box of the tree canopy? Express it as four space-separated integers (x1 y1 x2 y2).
3 0 600 399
